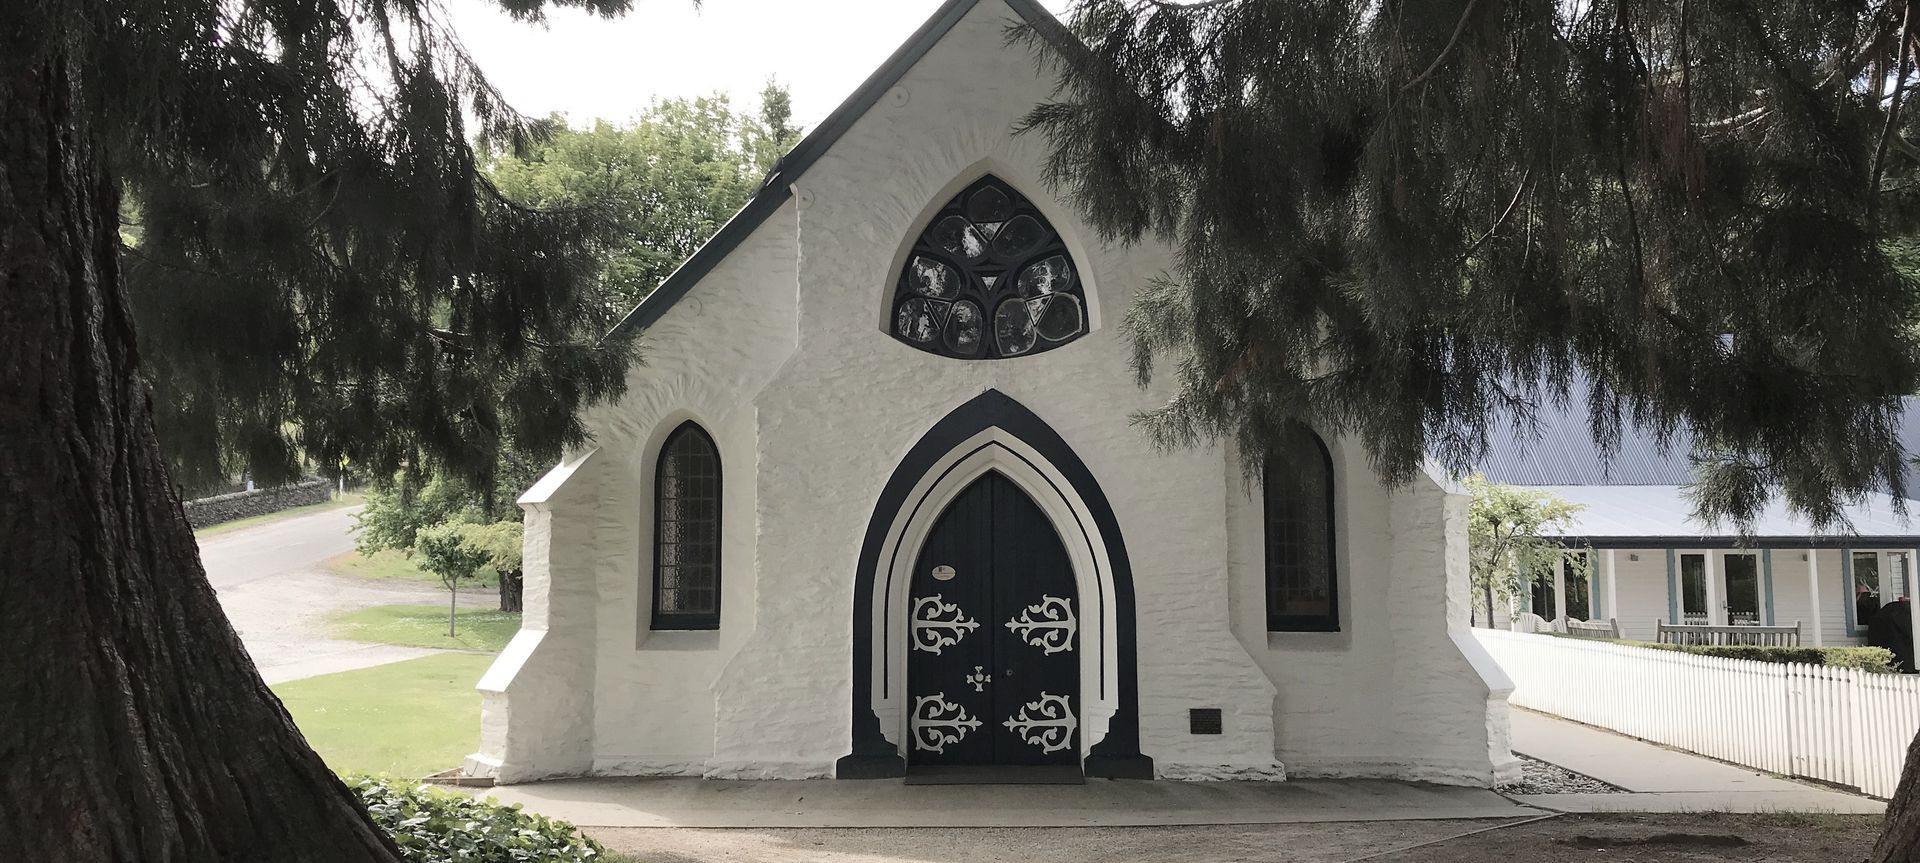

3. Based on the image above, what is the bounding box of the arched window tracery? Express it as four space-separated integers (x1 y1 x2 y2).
891 176 1087 359
652 422 721 630
1265 424 1338 632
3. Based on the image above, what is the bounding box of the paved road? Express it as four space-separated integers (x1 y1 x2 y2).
198 505 452 684
200 506 361 589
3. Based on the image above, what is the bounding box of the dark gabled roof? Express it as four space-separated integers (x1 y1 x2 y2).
608 0 1065 338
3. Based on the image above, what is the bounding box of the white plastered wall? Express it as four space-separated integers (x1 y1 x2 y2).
466 452 604 782
470 0 1509 785
466 187 803 781
1227 443 1519 785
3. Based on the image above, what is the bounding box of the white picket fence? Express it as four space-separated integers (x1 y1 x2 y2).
1476 628 1920 798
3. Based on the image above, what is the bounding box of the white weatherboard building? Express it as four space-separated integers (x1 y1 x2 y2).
465 0 1518 786
1477 400 1920 647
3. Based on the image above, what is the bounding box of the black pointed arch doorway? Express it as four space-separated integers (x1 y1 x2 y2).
837 389 1151 779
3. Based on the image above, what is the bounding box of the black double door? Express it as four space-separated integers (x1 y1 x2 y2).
907 472 1079 767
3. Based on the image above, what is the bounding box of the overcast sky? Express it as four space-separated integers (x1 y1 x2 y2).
446 0 1073 129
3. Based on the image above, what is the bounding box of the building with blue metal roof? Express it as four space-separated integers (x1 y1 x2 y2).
1475 398 1920 647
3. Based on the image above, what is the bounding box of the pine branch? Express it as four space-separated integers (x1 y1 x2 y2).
1459 168 1531 261
1401 0 1480 94
1138 0 1243 11
1873 1 1918 206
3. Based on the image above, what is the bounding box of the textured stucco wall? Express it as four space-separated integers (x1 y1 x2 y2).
1226 445 1517 785
469 0 1511 785
468 452 605 782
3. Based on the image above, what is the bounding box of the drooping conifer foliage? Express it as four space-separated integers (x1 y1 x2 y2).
1023 0 1920 531
1 0 655 859
117 0 649 496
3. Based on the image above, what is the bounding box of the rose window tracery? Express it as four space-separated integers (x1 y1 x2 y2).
891 177 1088 359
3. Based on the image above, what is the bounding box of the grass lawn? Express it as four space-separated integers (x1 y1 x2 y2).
192 493 362 540
329 603 520 652
324 547 499 589
275 652 494 778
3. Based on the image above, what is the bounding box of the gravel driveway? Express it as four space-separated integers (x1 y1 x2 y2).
199 505 483 683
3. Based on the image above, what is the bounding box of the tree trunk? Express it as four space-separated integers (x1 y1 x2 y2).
499 568 524 613
449 585 459 637
1873 728 1920 861
1484 580 1497 630
0 37 401 863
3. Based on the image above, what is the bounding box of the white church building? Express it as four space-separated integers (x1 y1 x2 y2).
465 0 1518 785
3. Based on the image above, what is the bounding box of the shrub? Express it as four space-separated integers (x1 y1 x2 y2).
1821 647 1902 674
347 775 609 862
1627 641 1898 673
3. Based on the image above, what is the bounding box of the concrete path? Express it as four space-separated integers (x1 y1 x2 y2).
589 820 1534 863
199 505 457 683
1508 708 1884 813
481 777 1543 829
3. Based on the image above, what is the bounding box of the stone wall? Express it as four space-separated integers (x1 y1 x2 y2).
182 478 333 528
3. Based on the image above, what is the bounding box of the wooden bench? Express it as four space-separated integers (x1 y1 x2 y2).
1656 620 1802 647
1564 618 1621 640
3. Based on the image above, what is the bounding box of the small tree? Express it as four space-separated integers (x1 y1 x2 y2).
1465 474 1587 628
413 523 492 638
457 521 526 614
354 476 474 557
354 463 538 611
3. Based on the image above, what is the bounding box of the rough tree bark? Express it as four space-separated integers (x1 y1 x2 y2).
499 568 524 613
0 37 402 863
1876 730 1920 862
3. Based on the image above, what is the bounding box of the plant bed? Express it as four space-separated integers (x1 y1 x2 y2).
1547 631 1899 672
1630 641 1897 672
349 776 617 862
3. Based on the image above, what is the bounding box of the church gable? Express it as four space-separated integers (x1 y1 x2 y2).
609 0 1065 341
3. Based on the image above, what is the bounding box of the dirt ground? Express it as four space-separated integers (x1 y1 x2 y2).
590 813 1882 863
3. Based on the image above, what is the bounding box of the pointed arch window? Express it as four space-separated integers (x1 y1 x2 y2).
653 422 721 630
891 176 1088 359
1265 424 1338 632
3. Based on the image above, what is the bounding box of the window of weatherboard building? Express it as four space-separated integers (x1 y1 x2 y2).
889 176 1088 359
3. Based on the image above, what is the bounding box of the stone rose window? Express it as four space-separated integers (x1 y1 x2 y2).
890 176 1087 359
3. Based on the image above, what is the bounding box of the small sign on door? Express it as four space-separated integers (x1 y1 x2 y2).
933 565 957 581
